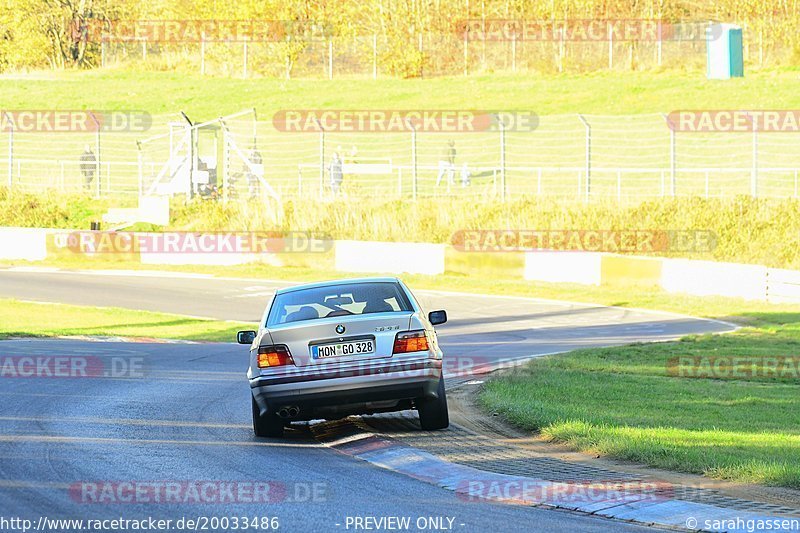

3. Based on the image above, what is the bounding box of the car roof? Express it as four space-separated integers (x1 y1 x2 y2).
275 277 403 295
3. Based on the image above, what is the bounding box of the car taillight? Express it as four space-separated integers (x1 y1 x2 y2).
257 345 294 368
393 330 430 354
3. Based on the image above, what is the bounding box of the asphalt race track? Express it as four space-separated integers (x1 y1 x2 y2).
0 269 734 532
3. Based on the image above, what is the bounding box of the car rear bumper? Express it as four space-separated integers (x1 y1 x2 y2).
250 358 442 418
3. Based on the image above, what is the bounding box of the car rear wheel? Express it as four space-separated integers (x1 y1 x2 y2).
417 377 449 430
252 396 284 438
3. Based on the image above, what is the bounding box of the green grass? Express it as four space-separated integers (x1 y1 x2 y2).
0 298 253 342
3 69 800 116
0 189 128 228
479 315 800 488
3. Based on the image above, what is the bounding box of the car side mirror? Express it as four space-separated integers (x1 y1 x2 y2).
237 330 257 344
428 310 447 326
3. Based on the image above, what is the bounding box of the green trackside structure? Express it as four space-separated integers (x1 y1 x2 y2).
707 23 744 79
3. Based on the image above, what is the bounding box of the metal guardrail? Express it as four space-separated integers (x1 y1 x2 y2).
296 164 800 200
0 158 155 195
4 111 800 201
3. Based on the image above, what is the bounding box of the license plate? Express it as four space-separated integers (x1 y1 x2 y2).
312 340 375 359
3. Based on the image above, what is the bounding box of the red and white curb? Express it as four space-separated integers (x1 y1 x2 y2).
311 419 797 532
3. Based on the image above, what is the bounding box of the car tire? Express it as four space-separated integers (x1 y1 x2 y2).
252 396 284 438
417 377 449 430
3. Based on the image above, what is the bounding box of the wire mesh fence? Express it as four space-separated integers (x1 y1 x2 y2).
3 111 800 203
95 25 732 79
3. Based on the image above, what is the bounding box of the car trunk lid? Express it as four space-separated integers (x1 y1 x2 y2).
265 313 413 367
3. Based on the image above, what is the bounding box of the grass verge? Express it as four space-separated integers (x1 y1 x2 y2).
479 313 800 489
0 298 253 342
3 69 800 117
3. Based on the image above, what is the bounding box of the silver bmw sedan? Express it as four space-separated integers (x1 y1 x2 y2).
238 277 448 438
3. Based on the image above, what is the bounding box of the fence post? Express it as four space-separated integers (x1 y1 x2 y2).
220 127 229 204
101 41 106 68
628 41 633 70
608 22 613 69
617 170 621 201
656 20 663 66
537 167 542 195
463 30 468 75
372 33 378 80
136 141 143 198
180 111 194 199
372 34 378 79
297 166 303 196
4 112 12 188
751 124 758 197
670 128 676 196
397 168 402 197
142 37 147 61
418 33 424 78
105 161 111 194
577 114 591 200
328 39 333 79
558 28 564 72
90 112 101 197
499 115 506 201
663 113 676 196
511 32 517 73
217 126 230 193
243 36 249 78
315 118 325 197
405 119 418 200
742 22 749 61
200 33 206 75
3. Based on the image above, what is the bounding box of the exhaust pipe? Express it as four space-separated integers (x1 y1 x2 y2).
277 406 300 419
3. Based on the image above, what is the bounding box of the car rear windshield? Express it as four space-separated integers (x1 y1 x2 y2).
267 282 414 326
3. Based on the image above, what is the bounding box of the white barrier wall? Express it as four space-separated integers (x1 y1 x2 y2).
660 258 767 301
334 240 445 275
4 224 800 304
524 252 602 286
103 196 170 226
139 252 280 267
0 227 48 261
